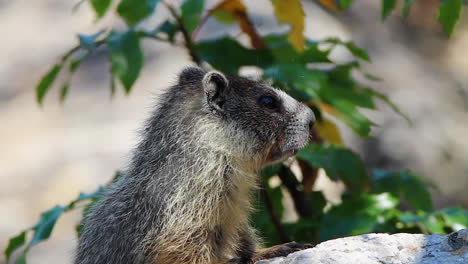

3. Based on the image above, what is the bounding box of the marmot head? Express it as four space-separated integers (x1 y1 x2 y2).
178 67 315 167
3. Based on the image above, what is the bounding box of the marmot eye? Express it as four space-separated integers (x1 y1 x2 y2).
259 96 279 110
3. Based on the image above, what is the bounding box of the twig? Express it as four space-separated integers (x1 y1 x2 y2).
298 159 319 193
261 183 291 243
163 1 202 66
60 38 107 65
192 6 216 41
277 165 315 217
136 30 175 43
60 45 82 64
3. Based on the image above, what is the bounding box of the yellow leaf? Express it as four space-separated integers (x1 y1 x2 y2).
270 0 305 51
315 118 343 145
214 0 246 11
316 0 340 11
316 102 336 115
210 0 264 48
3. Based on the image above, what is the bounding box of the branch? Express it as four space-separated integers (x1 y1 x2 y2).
60 38 107 64
192 5 216 41
164 2 202 66
277 165 315 218
298 159 319 193
261 183 291 243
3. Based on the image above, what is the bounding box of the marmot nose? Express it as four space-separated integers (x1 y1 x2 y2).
306 108 316 142
308 120 314 130
306 107 315 127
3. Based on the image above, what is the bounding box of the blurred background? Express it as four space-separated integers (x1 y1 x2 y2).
1 0 468 263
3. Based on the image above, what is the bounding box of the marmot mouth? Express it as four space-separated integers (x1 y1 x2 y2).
267 135 309 163
267 146 303 163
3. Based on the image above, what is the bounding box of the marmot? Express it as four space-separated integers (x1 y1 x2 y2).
75 67 315 264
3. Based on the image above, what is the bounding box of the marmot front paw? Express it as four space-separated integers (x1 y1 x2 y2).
251 242 314 262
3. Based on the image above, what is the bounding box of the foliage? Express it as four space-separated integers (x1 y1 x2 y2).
5 0 468 263
4 188 105 263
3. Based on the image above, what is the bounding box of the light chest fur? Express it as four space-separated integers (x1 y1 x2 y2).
147 116 261 263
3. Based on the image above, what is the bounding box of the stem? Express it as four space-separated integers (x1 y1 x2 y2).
192 6 215 41
261 183 291 243
277 165 315 218
164 2 202 66
60 39 107 64
60 46 81 64
298 159 319 193
137 30 176 44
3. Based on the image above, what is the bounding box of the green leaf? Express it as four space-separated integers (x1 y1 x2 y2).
371 170 433 212
117 0 161 26
264 63 375 136
284 217 318 243
263 35 332 64
141 20 178 43
325 38 371 62
15 253 27 264
195 36 273 74
3 187 107 262
363 72 383 81
36 64 61 105
90 0 112 18
75 188 105 238
326 65 377 136
264 35 300 64
111 77 117 96
181 0 205 34
68 187 105 210
339 0 354 9
309 191 327 214
438 207 468 230
344 42 370 62
70 56 85 73
381 0 397 20
60 54 88 103
325 65 374 109
438 0 462 37
422 214 446 233
155 21 178 43
366 88 411 123
394 171 433 212
107 30 144 93
251 185 284 246
297 144 368 190
30 205 65 246
402 0 415 17
397 211 447 234
4 231 26 261
319 193 398 241
59 83 70 103
264 64 325 101
398 212 423 224
301 41 331 63
260 164 281 180
335 103 374 136
78 30 105 50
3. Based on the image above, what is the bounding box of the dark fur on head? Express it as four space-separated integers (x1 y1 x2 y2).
75 67 315 264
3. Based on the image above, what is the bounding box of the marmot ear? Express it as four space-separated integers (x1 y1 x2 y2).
178 66 205 84
202 71 229 112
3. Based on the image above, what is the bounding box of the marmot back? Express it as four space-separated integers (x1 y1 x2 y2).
75 67 315 264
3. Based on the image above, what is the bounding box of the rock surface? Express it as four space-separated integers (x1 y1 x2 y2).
257 229 468 264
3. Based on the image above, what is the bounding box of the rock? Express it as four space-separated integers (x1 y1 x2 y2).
257 229 468 264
